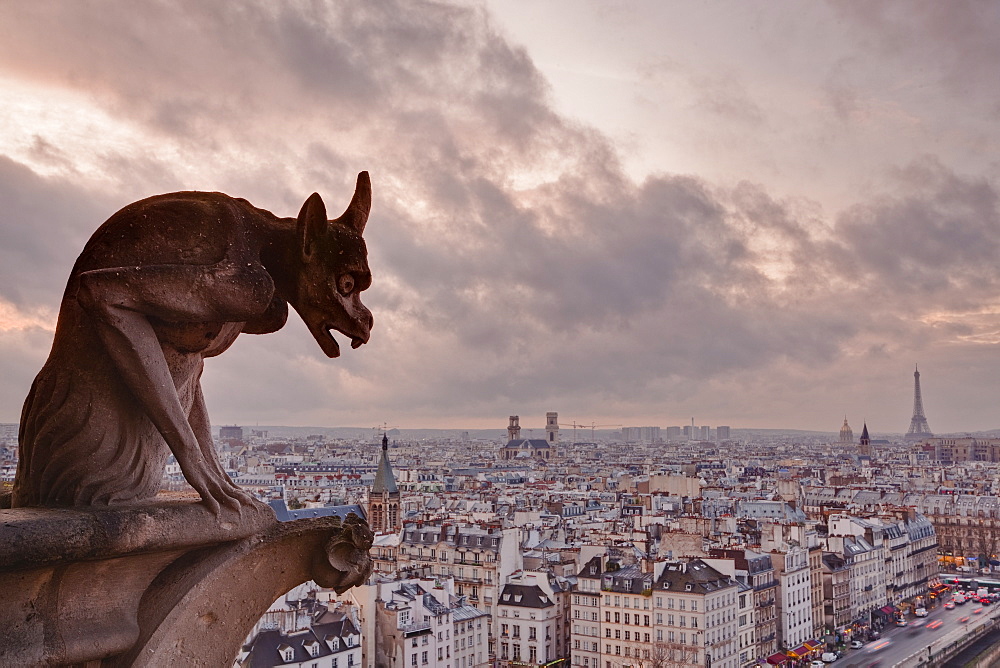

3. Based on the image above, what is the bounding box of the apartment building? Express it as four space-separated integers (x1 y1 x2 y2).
652 560 740 668
497 577 566 668
373 579 489 668
397 521 523 656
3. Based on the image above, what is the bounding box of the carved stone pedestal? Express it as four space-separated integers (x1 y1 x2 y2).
0 501 373 667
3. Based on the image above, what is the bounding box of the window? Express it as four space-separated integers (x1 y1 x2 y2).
421 651 428 665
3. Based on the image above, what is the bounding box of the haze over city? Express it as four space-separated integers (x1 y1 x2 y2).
1 1 999 432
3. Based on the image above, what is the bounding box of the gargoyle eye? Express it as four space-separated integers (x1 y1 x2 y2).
337 274 355 295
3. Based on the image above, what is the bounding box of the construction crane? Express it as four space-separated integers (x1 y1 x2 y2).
372 422 398 443
563 421 587 444
564 421 622 442
586 422 622 439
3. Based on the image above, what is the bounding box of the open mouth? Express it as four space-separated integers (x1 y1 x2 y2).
316 322 368 358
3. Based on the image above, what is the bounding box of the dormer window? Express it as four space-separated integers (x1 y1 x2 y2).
307 642 320 657
503 594 511 601
514 595 522 602
278 644 295 662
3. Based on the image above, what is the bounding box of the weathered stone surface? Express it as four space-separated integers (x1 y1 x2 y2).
2 175 377 666
0 500 274 571
12 174 373 515
0 503 373 667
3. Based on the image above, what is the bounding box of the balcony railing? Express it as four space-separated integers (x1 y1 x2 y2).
401 621 432 635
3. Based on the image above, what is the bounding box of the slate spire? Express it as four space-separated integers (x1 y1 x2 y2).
372 433 398 495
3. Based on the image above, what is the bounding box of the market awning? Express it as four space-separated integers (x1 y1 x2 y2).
803 639 823 651
788 645 811 658
765 652 789 665
880 605 896 614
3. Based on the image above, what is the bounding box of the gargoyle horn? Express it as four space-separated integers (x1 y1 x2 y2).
338 171 371 234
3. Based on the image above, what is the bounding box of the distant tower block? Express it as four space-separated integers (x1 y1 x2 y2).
905 364 933 442
839 417 853 444
716 426 730 441
508 415 521 441
546 412 559 443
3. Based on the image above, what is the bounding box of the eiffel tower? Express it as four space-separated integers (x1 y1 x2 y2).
904 364 933 442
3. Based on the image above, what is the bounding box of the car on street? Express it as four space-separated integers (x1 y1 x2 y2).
895 619 908 626
850 640 865 649
821 652 838 663
915 607 928 617
945 601 956 609
926 620 943 629
974 607 984 614
868 639 892 652
959 615 971 623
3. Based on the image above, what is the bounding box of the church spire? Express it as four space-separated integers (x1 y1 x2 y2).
372 433 398 495
368 431 401 535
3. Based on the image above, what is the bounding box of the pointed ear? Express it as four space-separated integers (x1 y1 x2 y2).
297 192 327 261
337 171 371 234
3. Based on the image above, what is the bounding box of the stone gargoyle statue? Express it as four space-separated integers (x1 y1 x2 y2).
10 173 374 514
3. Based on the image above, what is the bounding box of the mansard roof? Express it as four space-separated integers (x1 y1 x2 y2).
655 559 734 594
498 583 555 608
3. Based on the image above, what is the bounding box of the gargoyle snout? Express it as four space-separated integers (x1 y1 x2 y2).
350 306 373 349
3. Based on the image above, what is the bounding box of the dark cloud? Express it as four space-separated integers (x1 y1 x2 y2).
0 157 109 306
0 1 998 429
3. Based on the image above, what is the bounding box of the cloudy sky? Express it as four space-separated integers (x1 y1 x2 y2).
1 1 998 434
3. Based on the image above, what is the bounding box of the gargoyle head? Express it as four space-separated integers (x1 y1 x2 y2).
322 515 375 593
292 172 374 358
